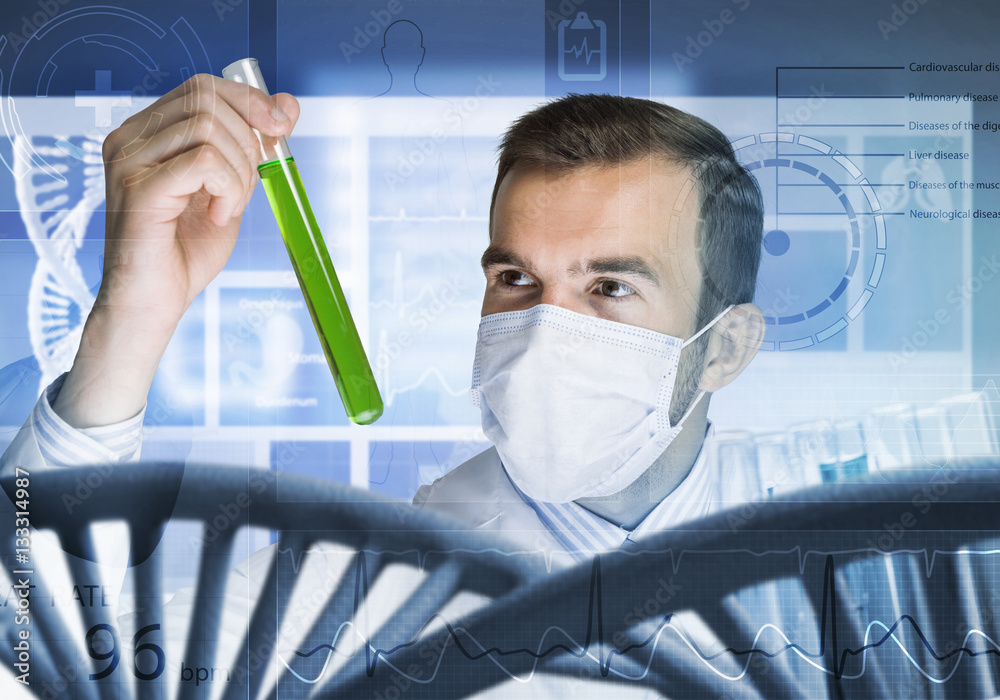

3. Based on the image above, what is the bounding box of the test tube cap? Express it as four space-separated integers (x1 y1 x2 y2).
222 58 271 96
221 58 291 162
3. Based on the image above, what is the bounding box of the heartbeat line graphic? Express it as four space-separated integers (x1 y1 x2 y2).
279 552 1000 685
563 37 602 65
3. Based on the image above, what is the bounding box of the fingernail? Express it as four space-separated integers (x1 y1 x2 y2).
271 105 289 122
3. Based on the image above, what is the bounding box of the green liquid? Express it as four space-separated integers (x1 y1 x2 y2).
258 157 383 425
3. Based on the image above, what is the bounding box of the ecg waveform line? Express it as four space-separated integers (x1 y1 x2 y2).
370 251 478 317
371 353 470 410
704 555 1000 682
563 37 601 65
369 250 479 407
277 542 1000 578
279 552 1000 687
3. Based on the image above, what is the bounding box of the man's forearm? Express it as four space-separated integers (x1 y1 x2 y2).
52 303 176 429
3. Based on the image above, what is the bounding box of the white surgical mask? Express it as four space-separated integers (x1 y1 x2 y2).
470 303 732 503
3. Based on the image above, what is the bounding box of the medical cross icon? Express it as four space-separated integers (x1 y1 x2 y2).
75 70 131 127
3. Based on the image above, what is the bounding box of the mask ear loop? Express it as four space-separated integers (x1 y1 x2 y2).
681 303 736 349
674 304 736 427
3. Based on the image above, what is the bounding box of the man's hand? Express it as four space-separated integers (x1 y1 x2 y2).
53 74 300 428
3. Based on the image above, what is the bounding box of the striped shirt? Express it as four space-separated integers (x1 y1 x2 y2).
509 425 719 562
33 373 146 467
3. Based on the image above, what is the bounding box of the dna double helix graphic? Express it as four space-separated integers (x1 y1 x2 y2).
14 134 105 392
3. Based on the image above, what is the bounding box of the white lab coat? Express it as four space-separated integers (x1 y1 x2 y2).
0 417 669 698
412 445 587 571
0 411 47 478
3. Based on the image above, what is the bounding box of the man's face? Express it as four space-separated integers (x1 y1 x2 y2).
483 157 703 343
482 157 708 418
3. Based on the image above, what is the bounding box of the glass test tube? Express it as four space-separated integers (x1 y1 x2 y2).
222 58 383 425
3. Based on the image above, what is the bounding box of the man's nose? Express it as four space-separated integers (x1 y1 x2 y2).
538 285 591 316
538 283 566 309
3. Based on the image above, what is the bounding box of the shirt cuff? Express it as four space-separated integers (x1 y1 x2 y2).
33 373 146 467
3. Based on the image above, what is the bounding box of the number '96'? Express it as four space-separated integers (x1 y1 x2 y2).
87 624 164 681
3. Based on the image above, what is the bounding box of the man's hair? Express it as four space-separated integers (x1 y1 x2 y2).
489 93 764 330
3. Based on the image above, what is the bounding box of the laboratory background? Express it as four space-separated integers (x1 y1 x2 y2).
1 0 999 512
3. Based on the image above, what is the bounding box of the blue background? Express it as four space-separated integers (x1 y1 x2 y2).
1 0 998 498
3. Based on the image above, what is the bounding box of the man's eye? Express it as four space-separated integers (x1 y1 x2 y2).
597 280 636 298
500 270 534 287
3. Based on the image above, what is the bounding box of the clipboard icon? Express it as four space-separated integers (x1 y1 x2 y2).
557 12 607 81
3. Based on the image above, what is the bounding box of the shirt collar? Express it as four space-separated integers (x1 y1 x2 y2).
508 422 719 562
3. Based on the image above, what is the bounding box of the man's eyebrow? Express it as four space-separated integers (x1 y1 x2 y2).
480 245 530 272
480 248 661 286
573 257 661 287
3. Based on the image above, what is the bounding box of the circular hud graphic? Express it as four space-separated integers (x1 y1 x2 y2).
734 132 887 351
0 7 209 386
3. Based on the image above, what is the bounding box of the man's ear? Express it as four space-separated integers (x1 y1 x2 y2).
698 303 765 393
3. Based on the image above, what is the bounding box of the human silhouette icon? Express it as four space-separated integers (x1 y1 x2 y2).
378 20 429 96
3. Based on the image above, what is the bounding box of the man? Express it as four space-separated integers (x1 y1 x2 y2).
0 75 765 563
412 94 766 562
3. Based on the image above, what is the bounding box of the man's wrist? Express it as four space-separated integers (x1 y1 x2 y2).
51 303 173 428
